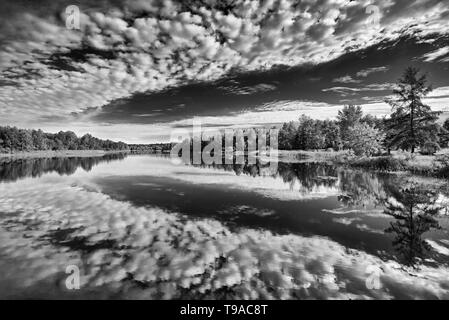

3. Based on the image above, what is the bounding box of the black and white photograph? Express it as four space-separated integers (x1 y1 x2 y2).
1 0 449 305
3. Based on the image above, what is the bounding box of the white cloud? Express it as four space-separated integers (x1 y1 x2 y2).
0 0 448 130
333 76 362 84
356 67 389 78
422 47 449 62
322 83 395 95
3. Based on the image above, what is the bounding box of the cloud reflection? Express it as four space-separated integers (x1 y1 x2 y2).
0 179 449 299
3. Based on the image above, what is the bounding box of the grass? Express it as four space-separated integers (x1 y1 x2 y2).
277 149 449 179
340 151 449 178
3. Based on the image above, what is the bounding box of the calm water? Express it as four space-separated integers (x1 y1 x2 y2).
0 154 448 299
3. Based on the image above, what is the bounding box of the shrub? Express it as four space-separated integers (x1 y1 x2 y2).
349 156 407 171
420 141 440 155
435 154 449 178
345 123 385 157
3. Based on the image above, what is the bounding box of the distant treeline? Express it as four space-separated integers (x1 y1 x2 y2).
129 143 174 153
0 126 128 152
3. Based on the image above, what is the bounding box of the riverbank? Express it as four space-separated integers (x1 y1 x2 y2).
275 149 449 179
0 150 129 159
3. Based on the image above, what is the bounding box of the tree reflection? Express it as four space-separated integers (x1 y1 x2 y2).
384 186 441 266
0 153 127 182
338 170 388 207
194 158 340 192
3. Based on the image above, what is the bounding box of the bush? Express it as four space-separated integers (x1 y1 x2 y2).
420 141 440 155
349 156 407 171
435 154 449 178
345 123 385 156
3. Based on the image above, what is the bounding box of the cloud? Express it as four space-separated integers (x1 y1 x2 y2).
356 67 389 78
332 76 362 84
0 0 449 128
422 47 449 62
322 83 395 95
218 82 278 95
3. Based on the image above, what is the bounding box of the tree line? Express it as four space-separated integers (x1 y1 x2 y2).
0 127 128 153
278 67 449 156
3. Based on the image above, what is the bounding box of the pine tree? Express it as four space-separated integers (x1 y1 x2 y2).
384 186 441 266
386 67 441 153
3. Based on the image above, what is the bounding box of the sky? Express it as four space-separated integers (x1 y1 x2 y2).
1 0 449 143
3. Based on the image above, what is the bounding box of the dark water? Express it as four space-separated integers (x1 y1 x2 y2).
0 154 448 299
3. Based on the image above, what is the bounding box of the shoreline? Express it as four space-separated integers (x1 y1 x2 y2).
0 150 129 159
274 149 449 179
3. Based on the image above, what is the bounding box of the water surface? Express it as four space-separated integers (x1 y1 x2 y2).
0 154 448 299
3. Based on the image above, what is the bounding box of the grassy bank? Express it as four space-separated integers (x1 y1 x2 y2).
0 150 129 159
276 150 350 163
277 149 449 179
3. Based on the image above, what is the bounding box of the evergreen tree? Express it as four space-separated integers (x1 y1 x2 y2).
386 67 441 153
384 186 441 266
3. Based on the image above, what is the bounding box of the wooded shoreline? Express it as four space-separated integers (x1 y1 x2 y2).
0 149 129 159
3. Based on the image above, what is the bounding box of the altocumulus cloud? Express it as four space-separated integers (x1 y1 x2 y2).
0 0 449 138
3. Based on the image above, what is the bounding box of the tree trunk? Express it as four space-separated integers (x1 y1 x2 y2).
410 101 415 154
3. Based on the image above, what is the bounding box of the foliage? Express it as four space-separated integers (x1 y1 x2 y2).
435 154 449 178
277 105 383 153
337 105 363 141
386 67 442 153
440 118 449 148
384 186 441 266
295 115 325 150
348 156 407 172
0 126 128 152
278 122 297 150
344 123 384 156
420 141 440 155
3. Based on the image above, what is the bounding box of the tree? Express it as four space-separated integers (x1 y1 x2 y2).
295 115 325 150
278 122 297 150
346 123 384 156
0 126 128 152
321 120 341 150
386 67 441 153
56 131 79 150
32 129 49 150
440 118 449 148
384 186 441 266
337 105 363 143
18 129 33 151
444 118 449 132
361 114 382 129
